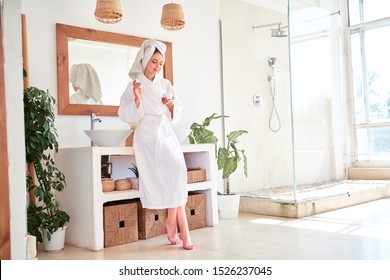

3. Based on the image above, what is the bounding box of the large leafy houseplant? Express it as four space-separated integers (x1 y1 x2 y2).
24 86 70 242
217 130 248 195
189 113 248 195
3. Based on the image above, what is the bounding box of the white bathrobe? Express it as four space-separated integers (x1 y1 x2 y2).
118 73 187 209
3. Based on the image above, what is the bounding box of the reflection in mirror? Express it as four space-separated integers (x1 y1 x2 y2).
69 63 103 105
68 40 138 106
56 23 173 115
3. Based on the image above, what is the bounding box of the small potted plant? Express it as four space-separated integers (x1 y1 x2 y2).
189 113 248 218
128 163 139 189
24 86 70 251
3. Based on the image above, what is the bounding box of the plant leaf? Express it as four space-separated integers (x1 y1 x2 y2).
217 147 229 170
227 130 248 143
203 113 226 126
242 151 248 177
222 157 238 179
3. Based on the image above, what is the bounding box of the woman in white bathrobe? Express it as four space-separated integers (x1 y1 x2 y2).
118 39 194 250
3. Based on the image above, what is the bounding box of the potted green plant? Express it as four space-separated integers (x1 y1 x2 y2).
217 130 248 194
24 86 70 251
216 130 248 218
128 163 139 189
189 113 248 218
188 113 224 154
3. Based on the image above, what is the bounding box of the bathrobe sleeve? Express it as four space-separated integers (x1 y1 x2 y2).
166 80 182 124
118 82 145 123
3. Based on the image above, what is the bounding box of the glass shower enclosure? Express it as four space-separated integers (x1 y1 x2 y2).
220 0 343 203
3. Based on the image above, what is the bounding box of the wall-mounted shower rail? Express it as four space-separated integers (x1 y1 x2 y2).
253 22 283 30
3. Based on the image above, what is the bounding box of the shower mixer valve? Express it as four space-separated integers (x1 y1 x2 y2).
253 93 262 107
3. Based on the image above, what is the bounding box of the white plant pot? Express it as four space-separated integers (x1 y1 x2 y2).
27 235 37 260
42 225 67 252
218 193 241 219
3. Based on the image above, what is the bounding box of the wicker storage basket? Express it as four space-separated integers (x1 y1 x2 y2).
115 179 131 191
103 201 138 248
187 168 206 184
185 193 206 230
102 178 115 192
137 201 167 240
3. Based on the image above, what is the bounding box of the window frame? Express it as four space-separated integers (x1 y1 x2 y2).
347 0 390 164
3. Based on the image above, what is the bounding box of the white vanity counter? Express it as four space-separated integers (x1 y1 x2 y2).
56 144 219 251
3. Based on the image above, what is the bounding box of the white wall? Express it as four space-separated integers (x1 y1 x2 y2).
21 0 223 148
4 0 27 259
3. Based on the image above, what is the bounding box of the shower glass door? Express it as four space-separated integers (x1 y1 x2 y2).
288 0 344 200
220 0 294 197
220 0 343 201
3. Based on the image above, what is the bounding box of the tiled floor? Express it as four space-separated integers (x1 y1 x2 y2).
37 198 390 260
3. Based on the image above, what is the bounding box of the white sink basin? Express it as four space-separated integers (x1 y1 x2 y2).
84 129 131 147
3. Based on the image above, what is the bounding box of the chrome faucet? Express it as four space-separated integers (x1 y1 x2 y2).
90 112 102 146
90 112 102 130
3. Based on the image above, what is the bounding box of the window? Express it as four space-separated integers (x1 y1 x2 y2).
348 0 390 161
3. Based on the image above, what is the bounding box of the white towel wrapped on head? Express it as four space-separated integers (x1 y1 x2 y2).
69 63 102 102
129 39 167 80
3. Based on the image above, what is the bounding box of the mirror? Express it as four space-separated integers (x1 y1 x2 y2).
56 23 173 116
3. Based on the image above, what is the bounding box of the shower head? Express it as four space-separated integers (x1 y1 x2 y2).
253 22 288 38
271 26 288 37
268 57 276 68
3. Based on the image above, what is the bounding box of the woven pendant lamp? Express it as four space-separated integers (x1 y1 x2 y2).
160 2 185 31
94 0 123 24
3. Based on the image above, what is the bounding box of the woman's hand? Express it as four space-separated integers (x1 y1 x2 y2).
162 97 175 118
133 80 142 107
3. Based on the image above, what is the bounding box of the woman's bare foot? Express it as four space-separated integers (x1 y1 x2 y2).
179 233 194 250
165 220 179 245
183 241 194 250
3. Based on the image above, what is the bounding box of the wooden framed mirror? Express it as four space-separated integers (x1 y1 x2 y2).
56 23 173 116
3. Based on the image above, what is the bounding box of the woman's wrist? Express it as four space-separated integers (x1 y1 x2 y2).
134 97 141 107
